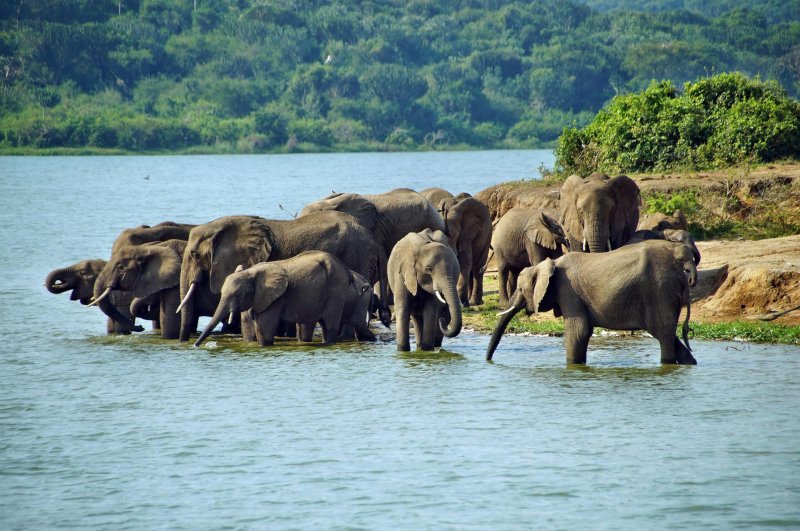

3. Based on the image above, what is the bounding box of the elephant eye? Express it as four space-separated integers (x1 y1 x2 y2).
425 265 433 273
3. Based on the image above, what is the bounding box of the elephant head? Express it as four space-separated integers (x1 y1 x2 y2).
391 229 462 338
46 259 107 304
487 260 557 361
179 216 273 327
662 229 701 266
656 239 698 288
91 240 183 325
560 173 641 253
194 262 288 346
438 196 491 251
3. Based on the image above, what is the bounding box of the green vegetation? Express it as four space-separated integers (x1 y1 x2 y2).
556 73 800 174
1 1 799 153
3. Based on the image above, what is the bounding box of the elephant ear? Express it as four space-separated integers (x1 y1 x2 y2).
422 229 450 247
559 174 585 246
519 259 556 314
527 211 561 250
608 175 641 248
253 263 289 314
392 236 420 297
133 245 181 298
209 218 273 293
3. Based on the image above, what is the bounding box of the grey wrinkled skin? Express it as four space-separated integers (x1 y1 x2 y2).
195 251 376 347
388 229 462 352
488 240 696 366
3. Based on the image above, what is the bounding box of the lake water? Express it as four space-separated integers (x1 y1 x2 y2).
2 151 799 529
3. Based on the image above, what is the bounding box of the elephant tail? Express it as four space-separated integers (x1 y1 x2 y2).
479 247 494 275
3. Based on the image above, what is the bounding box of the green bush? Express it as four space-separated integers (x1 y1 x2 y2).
556 73 800 174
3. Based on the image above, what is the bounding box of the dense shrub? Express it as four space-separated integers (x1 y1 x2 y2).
556 73 800 174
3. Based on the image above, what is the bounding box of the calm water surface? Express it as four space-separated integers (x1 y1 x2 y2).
1 151 799 529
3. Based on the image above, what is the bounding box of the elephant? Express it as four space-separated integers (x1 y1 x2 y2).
419 187 455 207
559 173 641 253
626 228 701 266
89 239 222 340
194 251 376 347
638 210 688 232
491 208 569 306
91 221 195 334
44 258 135 334
487 239 697 365
299 188 445 311
432 193 492 307
388 229 462 351
178 212 386 342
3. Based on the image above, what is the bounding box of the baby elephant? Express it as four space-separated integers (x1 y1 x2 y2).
491 208 569 306
194 251 376 347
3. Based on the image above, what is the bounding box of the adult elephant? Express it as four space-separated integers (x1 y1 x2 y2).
431 192 492 307
91 222 195 334
491 208 569 306
44 259 132 333
388 229 462 351
194 251 376 347
90 239 219 340
559 173 641 253
299 188 446 266
178 212 385 342
487 240 698 365
419 187 455 207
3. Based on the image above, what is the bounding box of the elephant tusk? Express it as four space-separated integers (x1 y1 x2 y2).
228 312 235 325
582 238 587 252
434 290 447 304
607 238 612 251
88 287 111 307
496 306 516 316
176 282 197 314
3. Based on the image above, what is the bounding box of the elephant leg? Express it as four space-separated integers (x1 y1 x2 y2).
395 294 411 352
470 268 484 306
457 250 472 307
419 300 440 351
674 337 697 365
159 289 180 340
498 263 510 306
298 323 315 342
320 310 342 345
508 269 519 301
563 315 592 364
254 309 279 346
241 310 256 342
411 313 425 350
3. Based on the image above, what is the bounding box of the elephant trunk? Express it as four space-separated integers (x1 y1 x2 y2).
486 291 525 360
92 270 138 331
437 279 462 338
45 267 74 294
194 296 234 347
586 224 611 253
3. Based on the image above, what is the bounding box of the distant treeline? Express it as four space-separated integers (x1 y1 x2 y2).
1 0 799 154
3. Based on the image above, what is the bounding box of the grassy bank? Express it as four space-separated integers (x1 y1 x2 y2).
463 274 800 345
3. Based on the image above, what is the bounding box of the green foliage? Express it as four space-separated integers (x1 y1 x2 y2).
1 1 799 153
644 190 699 216
556 73 800 173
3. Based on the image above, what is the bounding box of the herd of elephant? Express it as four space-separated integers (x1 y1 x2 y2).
46 175 701 365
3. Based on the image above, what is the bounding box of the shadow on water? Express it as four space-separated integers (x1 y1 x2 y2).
396 348 468 367
88 331 387 358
